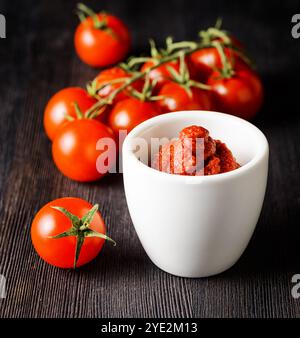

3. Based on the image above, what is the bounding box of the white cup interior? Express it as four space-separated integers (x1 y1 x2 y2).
125 111 268 172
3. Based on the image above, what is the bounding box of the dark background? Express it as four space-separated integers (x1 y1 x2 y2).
0 0 299 318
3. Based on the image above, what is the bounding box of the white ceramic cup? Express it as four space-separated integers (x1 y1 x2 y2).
122 111 269 278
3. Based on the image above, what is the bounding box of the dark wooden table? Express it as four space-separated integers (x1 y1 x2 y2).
0 0 299 318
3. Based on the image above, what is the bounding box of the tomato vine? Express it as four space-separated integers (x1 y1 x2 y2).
83 21 250 119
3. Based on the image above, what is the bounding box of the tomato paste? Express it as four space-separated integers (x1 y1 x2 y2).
152 125 240 176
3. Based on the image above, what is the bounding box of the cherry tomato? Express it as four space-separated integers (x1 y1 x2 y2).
108 98 161 134
157 82 212 114
140 59 181 91
94 67 143 102
74 13 130 67
189 47 247 82
43 87 99 141
141 58 199 92
52 119 116 182
207 69 263 120
31 197 107 268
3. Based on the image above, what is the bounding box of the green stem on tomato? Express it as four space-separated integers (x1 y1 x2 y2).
73 101 84 119
84 42 211 118
76 3 110 31
84 25 251 118
167 40 198 53
77 3 101 28
50 204 116 269
127 57 153 69
212 40 234 78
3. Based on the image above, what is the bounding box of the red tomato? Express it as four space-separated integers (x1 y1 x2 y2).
189 47 248 82
108 98 161 134
74 13 130 67
94 67 143 102
207 69 264 120
157 82 212 114
44 87 98 141
140 59 181 91
31 197 108 268
52 119 116 182
141 58 198 92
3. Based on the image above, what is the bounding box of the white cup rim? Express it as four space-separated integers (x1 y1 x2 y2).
122 110 269 183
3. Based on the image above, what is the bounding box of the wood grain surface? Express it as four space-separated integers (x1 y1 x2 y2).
0 0 299 318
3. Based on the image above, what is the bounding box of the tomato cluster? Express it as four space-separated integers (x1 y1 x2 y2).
34 3 265 270
43 4 264 185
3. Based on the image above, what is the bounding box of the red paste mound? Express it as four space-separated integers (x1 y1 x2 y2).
152 125 240 176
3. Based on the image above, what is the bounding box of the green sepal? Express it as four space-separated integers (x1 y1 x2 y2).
50 206 81 229
74 233 85 269
81 204 99 229
86 79 98 98
84 229 116 246
49 228 78 239
50 204 116 269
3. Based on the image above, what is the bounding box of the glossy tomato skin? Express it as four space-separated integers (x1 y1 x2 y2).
95 67 143 102
74 14 130 67
44 87 98 141
189 47 248 82
207 69 264 120
31 197 106 268
157 82 213 114
108 98 161 134
52 119 116 182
